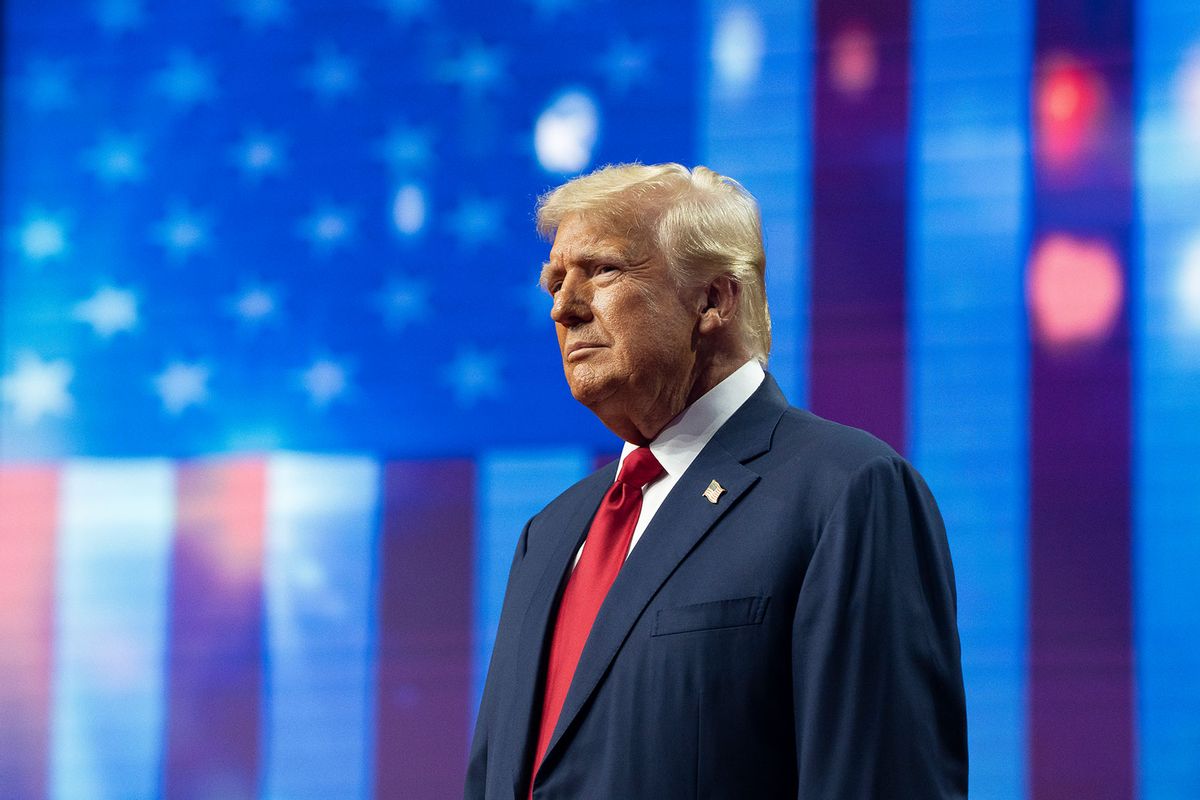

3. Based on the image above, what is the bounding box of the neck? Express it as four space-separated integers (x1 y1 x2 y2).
599 349 752 445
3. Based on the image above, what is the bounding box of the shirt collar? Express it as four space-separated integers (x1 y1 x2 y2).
618 359 766 480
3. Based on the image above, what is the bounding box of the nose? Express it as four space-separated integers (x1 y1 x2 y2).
550 270 591 327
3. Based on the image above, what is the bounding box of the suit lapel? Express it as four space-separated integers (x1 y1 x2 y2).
497 463 616 797
537 374 789 774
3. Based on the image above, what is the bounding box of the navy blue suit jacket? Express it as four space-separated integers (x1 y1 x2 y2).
466 375 968 799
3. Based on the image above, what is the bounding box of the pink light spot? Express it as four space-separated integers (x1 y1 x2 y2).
1028 234 1124 347
829 24 878 99
1036 55 1107 166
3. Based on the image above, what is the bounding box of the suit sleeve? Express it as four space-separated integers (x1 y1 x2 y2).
791 455 968 799
464 517 531 800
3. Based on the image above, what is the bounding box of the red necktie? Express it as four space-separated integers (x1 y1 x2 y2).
528 446 665 794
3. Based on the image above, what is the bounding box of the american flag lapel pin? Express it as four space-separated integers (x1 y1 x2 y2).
702 479 725 504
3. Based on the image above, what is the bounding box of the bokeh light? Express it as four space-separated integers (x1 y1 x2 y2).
534 90 599 174
711 6 764 98
1036 56 1107 166
1028 233 1124 346
830 24 878 99
391 184 426 236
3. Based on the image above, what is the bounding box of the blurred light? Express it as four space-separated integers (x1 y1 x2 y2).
712 6 764 97
830 24 878 99
153 362 209 414
73 286 138 337
1 351 74 424
314 214 347 241
19 217 67 261
1035 56 1106 166
246 142 275 169
1179 236 1200 330
301 359 347 407
534 90 599 174
300 206 353 251
1177 45 1200 147
1028 234 1123 346
392 183 426 235
234 287 276 322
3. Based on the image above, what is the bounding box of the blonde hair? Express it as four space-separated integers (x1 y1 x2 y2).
536 163 771 363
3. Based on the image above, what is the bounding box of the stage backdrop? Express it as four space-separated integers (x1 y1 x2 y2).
2 0 1198 798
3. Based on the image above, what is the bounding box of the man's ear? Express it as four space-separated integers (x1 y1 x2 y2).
698 275 740 335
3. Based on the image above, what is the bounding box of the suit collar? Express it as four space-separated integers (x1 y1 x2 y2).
711 371 788 462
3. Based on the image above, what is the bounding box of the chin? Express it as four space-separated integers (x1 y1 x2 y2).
564 365 619 408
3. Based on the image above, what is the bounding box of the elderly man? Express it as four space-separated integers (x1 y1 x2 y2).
465 164 967 799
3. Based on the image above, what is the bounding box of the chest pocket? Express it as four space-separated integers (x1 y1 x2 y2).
651 595 769 637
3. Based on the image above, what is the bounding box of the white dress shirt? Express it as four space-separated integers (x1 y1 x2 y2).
573 359 766 567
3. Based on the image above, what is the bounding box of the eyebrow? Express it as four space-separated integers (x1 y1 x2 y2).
538 261 558 291
538 245 630 291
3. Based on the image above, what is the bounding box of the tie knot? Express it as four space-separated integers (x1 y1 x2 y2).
617 447 664 488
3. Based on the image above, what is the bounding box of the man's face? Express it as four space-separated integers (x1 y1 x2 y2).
542 214 701 438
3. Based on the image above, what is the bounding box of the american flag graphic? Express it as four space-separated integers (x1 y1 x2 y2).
2 0 1199 798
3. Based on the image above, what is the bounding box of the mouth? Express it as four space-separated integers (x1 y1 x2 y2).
565 342 606 361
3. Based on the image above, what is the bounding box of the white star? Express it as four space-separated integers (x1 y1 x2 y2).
300 359 348 407
232 0 291 28
439 43 507 95
377 0 429 22
231 286 278 323
303 46 359 102
1 351 74 425
443 347 502 406
377 277 430 329
232 131 287 178
154 51 217 109
153 208 209 259
95 0 144 34
83 134 145 184
299 205 355 252
21 60 73 112
153 362 209 414
376 124 433 173
447 196 501 248
73 287 138 337
13 213 69 263
599 36 650 93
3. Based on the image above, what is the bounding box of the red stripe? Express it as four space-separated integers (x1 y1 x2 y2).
1028 1 1135 796
0 467 58 798
375 460 473 799
810 0 910 454
164 459 266 800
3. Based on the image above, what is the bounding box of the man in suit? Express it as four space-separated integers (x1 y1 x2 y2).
466 163 967 799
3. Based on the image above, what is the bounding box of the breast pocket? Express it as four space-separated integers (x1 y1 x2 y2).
651 596 770 637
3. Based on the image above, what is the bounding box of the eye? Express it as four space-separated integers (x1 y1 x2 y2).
548 281 563 296
596 264 618 275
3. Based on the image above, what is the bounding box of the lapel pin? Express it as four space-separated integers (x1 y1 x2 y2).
702 479 725 504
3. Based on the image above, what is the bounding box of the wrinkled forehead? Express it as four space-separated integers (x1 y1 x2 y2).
548 212 654 265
